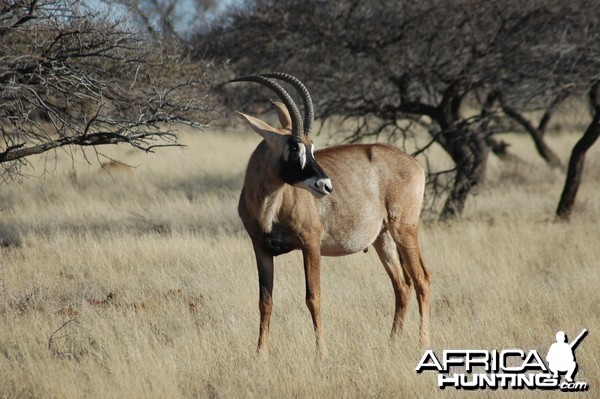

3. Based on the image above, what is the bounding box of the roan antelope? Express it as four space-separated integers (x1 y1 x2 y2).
231 73 431 354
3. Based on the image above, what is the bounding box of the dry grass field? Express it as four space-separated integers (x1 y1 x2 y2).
0 117 598 398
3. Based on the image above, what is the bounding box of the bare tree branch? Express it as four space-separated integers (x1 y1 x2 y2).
0 0 217 181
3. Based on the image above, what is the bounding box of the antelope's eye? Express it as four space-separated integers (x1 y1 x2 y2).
289 142 299 153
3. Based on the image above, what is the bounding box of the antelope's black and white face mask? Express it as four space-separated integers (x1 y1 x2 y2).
235 111 333 198
280 137 332 198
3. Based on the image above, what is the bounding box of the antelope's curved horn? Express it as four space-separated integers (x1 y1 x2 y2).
230 75 303 137
260 72 314 136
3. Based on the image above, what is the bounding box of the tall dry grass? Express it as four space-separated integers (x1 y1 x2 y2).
0 121 598 398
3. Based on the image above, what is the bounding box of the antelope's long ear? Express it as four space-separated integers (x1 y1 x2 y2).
270 100 292 130
236 111 287 150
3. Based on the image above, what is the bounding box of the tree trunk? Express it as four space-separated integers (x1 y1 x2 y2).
428 85 492 220
395 83 493 220
556 111 600 220
440 128 490 220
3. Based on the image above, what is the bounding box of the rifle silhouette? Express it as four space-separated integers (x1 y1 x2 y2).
569 329 588 350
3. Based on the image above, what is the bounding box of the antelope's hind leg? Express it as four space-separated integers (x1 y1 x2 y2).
387 223 431 347
373 232 412 340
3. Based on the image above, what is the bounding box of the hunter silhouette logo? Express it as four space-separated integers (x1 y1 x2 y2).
546 329 588 383
416 329 589 391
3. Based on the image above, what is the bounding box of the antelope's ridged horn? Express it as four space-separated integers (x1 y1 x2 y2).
230 75 303 137
260 72 314 136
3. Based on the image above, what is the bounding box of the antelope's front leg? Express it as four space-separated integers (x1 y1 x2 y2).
302 244 326 355
252 242 274 355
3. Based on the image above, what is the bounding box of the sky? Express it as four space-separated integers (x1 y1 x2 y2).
85 0 242 35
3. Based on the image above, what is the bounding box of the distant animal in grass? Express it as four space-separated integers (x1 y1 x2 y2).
99 160 135 174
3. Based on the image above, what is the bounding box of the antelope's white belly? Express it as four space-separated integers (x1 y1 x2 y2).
319 208 384 256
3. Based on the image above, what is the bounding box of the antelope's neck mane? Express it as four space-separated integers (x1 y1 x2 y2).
243 141 287 233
